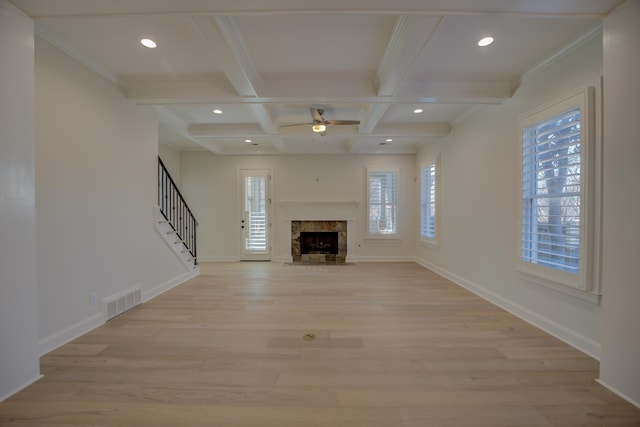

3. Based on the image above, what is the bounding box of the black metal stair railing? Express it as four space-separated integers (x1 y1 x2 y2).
158 157 198 265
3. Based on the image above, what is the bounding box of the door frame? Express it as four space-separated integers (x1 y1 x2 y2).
238 168 272 261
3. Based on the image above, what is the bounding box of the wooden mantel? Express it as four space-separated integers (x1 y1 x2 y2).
279 201 359 220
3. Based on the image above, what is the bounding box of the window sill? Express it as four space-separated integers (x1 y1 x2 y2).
518 270 601 304
365 236 402 242
420 237 439 249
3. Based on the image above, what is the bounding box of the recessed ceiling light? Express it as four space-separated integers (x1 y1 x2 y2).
413 108 424 114
477 36 494 47
245 139 252 143
386 138 393 142
140 38 157 49
212 109 223 115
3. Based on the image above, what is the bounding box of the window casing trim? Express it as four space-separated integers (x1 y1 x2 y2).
365 167 400 240
420 155 440 247
517 85 600 297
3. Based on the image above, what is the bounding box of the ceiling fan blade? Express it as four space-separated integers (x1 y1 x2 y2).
280 108 358 133
279 122 313 128
326 120 360 126
310 107 325 123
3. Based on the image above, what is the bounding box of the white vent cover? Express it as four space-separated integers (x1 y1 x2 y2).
102 284 142 321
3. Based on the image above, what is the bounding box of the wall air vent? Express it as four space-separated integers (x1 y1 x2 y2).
102 284 142 321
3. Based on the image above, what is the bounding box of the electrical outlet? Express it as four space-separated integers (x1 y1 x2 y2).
89 292 98 306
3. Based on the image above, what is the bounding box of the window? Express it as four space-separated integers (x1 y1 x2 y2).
367 168 398 238
421 158 439 244
519 87 597 293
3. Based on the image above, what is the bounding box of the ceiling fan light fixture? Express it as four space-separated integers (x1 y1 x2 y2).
477 36 494 47
312 124 327 133
140 38 157 49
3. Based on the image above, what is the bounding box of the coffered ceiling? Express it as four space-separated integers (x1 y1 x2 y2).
10 0 621 155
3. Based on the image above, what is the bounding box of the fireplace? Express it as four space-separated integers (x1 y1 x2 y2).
291 221 347 264
300 232 339 255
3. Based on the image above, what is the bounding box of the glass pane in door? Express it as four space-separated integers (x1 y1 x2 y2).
243 174 268 253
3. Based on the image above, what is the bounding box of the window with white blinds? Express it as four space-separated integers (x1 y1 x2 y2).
421 162 437 241
522 106 581 274
367 168 398 237
519 87 597 292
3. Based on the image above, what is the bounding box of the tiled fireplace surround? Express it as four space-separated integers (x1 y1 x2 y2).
291 220 347 264
281 201 358 265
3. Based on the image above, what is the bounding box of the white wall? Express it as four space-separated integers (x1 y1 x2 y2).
180 153 417 262
0 0 41 402
599 0 640 407
35 37 189 354
416 36 604 358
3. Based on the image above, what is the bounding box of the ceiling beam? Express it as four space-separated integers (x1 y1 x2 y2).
155 106 212 150
211 16 262 95
361 15 442 134
188 15 279 135
359 103 391 134
189 122 449 138
373 123 451 137
127 82 511 105
13 0 619 19
375 15 443 97
188 124 266 137
249 104 278 135
189 16 260 97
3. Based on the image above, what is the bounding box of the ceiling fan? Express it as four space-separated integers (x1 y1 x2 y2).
280 107 360 136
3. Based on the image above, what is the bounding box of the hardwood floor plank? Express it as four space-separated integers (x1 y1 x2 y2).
336 387 596 407
400 406 554 427
537 403 640 426
0 401 403 427
1 262 638 426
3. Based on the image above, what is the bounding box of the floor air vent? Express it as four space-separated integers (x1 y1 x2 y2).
102 285 142 321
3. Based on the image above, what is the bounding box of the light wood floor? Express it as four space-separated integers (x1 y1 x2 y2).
1 262 639 426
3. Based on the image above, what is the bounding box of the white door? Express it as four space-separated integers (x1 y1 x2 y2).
240 169 271 260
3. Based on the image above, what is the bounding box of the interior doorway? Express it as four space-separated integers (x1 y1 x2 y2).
240 169 271 260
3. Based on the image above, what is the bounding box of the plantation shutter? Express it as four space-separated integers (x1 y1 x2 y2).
421 164 436 238
521 106 581 274
368 170 397 235
244 175 267 251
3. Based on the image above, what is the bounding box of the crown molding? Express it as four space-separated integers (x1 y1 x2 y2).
35 23 120 86
517 22 603 87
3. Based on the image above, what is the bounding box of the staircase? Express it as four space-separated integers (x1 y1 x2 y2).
156 157 198 269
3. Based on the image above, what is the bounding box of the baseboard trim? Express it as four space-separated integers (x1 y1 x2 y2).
142 270 198 303
39 313 104 356
350 255 416 262
198 256 239 262
199 256 419 263
0 375 43 404
415 258 601 360
39 270 198 356
596 379 640 409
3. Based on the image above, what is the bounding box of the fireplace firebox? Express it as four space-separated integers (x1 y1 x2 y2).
300 232 339 255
